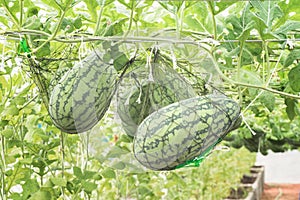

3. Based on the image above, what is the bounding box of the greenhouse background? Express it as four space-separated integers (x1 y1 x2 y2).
0 0 300 199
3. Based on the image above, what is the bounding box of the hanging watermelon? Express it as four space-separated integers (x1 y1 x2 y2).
49 51 118 133
133 94 241 170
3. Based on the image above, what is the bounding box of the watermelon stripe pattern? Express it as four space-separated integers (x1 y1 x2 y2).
49 51 117 133
117 64 196 136
133 94 241 171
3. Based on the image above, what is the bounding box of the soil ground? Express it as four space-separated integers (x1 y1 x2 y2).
261 183 300 200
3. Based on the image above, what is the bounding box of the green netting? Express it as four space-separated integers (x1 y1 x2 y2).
117 57 197 136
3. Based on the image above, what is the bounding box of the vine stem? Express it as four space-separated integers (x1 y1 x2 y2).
242 50 283 115
32 9 67 54
0 135 6 200
4 29 300 44
123 1 135 38
1 32 300 100
208 2 217 39
237 41 245 105
264 41 271 83
19 0 24 27
1 0 21 30
208 51 300 100
60 131 66 198
94 0 105 36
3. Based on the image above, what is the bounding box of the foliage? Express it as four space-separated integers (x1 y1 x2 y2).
0 0 299 199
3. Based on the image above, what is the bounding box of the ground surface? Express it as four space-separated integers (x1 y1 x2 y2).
261 184 300 200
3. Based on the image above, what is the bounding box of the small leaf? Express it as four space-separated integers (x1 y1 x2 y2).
23 16 42 30
275 21 300 37
83 0 98 21
83 170 97 179
12 96 26 105
82 181 97 193
92 173 102 180
288 65 300 92
106 146 131 158
138 185 153 197
73 16 82 29
20 158 33 164
28 190 52 200
50 177 67 187
73 166 83 178
111 162 126 170
27 6 39 17
1 128 13 138
36 42 51 57
285 98 296 121
284 50 300 67
4 104 19 116
101 168 116 179
250 1 283 29
33 128 50 142
0 120 9 127
22 179 39 199
259 91 275 112
113 52 129 71
118 134 133 143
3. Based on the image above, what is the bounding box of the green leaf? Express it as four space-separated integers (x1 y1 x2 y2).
83 170 97 179
73 166 83 178
12 96 26 106
138 185 153 197
259 91 275 112
73 16 82 29
1 128 13 138
92 173 102 181
106 145 131 158
22 179 40 199
278 0 300 24
0 120 9 127
185 3 212 34
285 98 296 120
111 162 126 170
275 21 300 37
185 14 209 33
284 50 300 67
113 52 129 71
288 65 300 92
9 193 21 200
61 18 75 33
23 16 42 30
35 41 51 57
250 0 283 31
27 6 39 17
50 177 67 187
40 0 61 11
20 157 33 164
101 168 116 179
213 1 237 15
81 181 97 193
33 128 50 142
83 0 98 21
4 104 19 116
28 190 52 200
117 134 133 143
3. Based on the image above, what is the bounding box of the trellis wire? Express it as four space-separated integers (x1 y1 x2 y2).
2 31 300 45
2 33 300 100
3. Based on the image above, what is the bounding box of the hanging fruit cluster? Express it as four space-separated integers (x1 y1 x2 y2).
42 48 242 170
